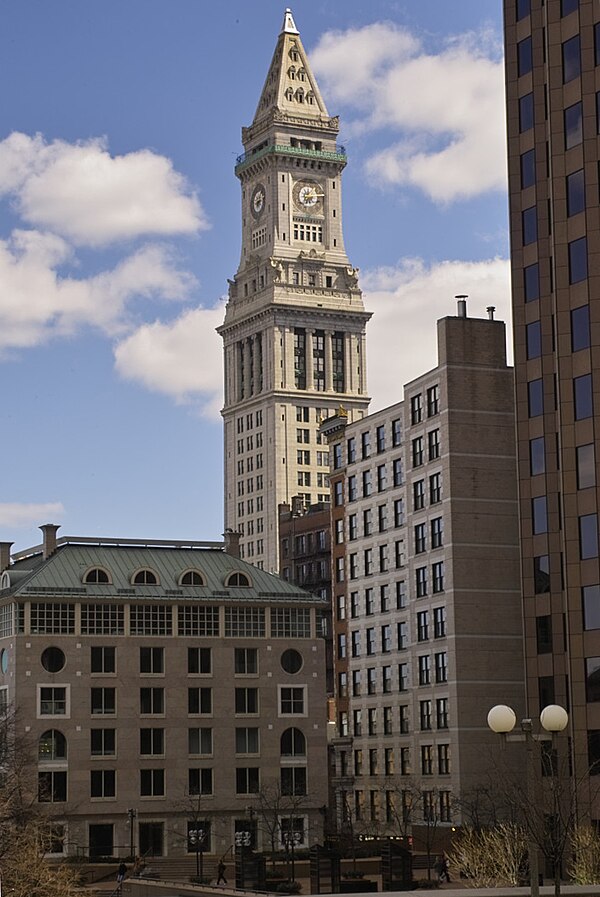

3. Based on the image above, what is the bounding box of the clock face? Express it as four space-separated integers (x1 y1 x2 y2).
293 179 324 212
251 184 266 219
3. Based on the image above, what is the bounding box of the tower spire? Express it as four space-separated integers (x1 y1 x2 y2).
252 7 328 128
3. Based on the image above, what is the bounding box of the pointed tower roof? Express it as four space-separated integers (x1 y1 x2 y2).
251 7 329 129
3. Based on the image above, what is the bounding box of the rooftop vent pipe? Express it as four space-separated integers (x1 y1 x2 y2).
455 295 468 318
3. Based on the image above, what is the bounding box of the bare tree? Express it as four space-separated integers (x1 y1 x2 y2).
568 825 600 885
248 783 308 868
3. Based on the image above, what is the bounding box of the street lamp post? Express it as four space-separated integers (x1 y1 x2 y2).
282 829 301 882
127 808 137 860
189 828 206 880
488 703 568 897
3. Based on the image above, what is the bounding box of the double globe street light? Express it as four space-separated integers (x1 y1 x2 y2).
487 703 569 897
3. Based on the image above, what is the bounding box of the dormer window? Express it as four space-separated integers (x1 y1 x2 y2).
296 88 304 103
298 68 306 82
288 66 296 80
180 570 205 587
226 571 251 588
290 47 299 62
132 569 159 586
285 88 294 102
84 568 110 584
306 92 315 106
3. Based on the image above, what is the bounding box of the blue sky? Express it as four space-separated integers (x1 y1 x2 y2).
0 1 509 551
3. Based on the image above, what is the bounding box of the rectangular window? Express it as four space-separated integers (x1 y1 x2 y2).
236 687 259 714
434 606 446 638
410 395 422 424
574 374 593 420
362 470 372 497
561 0 578 14
431 516 443 549
377 464 387 492
353 710 362 737
347 437 356 463
526 321 541 358
414 479 425 510
38 771 67 803
580 514 599 560
521 148 535 188
586 658 600 702
394 498 404 527
188 687 212 715
421 745 434 776
140 728 165 756
583 585 600 630
140 768 165 797
140 647 164 674
563 35 581 83
366 668 376 695
188 727 213 755
534 555 550 594
435 652 448 683
577 444 596 489
91 687 116 716
236 767 260 794
412 437 424 467
565 102 583 149
399 663 409 691
572 305 590 352
417 611 429 642
368 708 377 736
364 548 373 575
280 687 305 715
392 418 402 446
519 92 534 132
437 698 449 729
430 473 442 504
397 621 408 650
234 647 258 675
383 706 393 735
530 436 545 475
351 630 361 658
569 236 588 284
91 646 116 674
382 624 392 653
348 475 357 501
427 385 439 417
393 458 403 486
420 700 432 730
438 744 451 775
378 504 388 533
361 431 371 459
517 0 530 19
418 655 430 686
91 728 115 756
416 567 428 597
382 665 392 694
376 425 386 453
189 767 213 795
428 429 440 460
536 616 552 654
432 561 444 593
363 508 373 536
187 647 212 675
518 36 533 76
532 496 548 534
567 169 585 217
528 378 543 417
524 263 539 302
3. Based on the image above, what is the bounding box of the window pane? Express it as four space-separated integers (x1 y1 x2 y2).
528 379 543 417
577 444 595 489
521 149 536 188
534 555 550 594
586 658 600 702
530 437 545 475
571 305 590 351
532 497 548 534
567 169 585 216
519 93 534 132
562 35 581 83
596 22 600 67
565 102 583 149
522 206 538 245
524 263 539 301
574 374 593 420
527 321 542 359
518 37 533 76
580 514 599 559
517 0 530 19
569 237 587 284
561 0 578 15
583 585 600 630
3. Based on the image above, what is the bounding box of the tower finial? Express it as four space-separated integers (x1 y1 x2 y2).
281 8 299 35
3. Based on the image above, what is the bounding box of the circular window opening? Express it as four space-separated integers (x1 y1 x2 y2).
281 649 303 674
0 649 8 674
41 647 66 674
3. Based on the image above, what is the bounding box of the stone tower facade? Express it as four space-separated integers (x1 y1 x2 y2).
218 9 371 572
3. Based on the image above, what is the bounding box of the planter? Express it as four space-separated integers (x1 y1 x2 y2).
341 880 378 892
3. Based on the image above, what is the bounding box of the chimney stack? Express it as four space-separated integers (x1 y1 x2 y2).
455 295 468 318
0 542 13 573
40 524 60 560
487 306 496 320
223 529 241 559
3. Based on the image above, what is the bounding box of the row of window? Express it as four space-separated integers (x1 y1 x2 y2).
39 764 309 803
349 741 451 777
82 567 250 588
342 786 453 824
529 437 594 489
335 581 409 620
348 614 446 657
38 685 308 718
410 386 440 424
339 667 449 709
235 410 264 433
336 654 448 692
39 726 307 761
516 0 578 22
20 604 312 638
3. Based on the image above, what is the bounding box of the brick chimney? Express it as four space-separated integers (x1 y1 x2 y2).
0 542 13 573
40 524 60 560
223 529 241 559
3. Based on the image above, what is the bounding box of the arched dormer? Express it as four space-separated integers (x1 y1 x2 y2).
83 567 111 584
132 568 159 586
225 571 251 588
180 569 206 587
285 87 294 102
295 88 305 103
288 66 296 81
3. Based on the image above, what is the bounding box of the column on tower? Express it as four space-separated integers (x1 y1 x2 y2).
305 329 315 391
244 338 252 397
325 330 334 392
237 340 245 401
359 333 368 395
253 333 262 395
285 327 296 389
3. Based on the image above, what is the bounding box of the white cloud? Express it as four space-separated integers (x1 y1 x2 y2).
0 234 196 353
0 132 207 246
311 23 506 202
114 305 224 416
363 257 511 410
0 502 65 527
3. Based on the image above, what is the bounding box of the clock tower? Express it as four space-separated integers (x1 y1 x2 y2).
218 8 371 572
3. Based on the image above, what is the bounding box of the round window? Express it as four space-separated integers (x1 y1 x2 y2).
41 647 66 674
0 649 7 674
281 649 303 674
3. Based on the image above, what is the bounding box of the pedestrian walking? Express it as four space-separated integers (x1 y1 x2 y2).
117 861 127 884
217 859 227 885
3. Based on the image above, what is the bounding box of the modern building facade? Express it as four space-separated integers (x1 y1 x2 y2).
218 9 371 573
0 525 328 859
321 304 525 833
504 0 600 813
